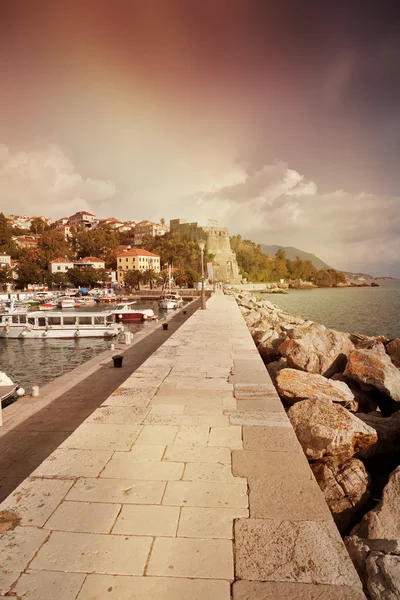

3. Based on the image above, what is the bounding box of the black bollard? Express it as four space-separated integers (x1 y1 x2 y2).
112 355 123 368
162 323 169 331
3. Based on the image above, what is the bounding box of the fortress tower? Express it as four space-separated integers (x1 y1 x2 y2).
170 219 241 283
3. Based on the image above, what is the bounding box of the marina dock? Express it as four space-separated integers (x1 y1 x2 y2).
0 292 364 598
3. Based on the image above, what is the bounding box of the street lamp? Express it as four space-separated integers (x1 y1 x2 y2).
198 239 207 310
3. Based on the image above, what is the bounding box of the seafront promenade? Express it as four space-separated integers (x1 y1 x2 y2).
0 293 365 598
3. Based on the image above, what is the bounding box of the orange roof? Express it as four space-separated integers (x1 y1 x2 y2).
51 257 74 263
118 248 159 258
81 256 104 263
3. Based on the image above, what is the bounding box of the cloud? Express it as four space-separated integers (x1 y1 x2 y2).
0 144 118 217
184 161 399 276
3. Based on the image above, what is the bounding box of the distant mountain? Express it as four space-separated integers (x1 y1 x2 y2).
342 271 375 281
260 245 332 271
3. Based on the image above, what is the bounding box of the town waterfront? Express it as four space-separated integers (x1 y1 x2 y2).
0 300 164 391
259 279 400 339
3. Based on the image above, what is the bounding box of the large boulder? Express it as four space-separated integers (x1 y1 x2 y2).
311 456 371 533
345 536 400 599
277 368 357 410
288 399 377 461
278 322 354 377
344 350 400 403
386 338 400 368
352 466 400 540
356 412 400 459
350 333 388 355
266 357 288 386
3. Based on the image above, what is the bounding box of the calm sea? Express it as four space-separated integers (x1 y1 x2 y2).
0 300 164 391
259 280 399 339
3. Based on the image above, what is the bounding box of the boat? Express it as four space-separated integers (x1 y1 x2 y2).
57 297 75 309
110 301 156 322
39 302 57 311
158 267 184 309
0 311 124 339
0 371 24 408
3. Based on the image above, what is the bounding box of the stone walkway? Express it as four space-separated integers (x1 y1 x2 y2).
0 293 365 599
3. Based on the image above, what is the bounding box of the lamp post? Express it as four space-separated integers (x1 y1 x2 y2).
198 239 207 310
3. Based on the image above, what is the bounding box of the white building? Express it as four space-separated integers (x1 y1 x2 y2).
68 211 98 229
0 253 11 268
49 257 74 274
75 257 105 270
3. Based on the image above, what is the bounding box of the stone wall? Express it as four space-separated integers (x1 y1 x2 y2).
170 218 241 283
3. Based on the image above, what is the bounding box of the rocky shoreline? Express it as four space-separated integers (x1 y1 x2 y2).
225 288 400 600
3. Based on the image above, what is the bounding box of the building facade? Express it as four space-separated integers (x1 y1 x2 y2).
117 248 160 284
169 219 241 283
75 257 105 270
133 221 168 246
68 211 98 229
49 258 74 274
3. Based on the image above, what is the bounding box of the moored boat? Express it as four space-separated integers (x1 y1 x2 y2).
57 297 75 309
110 302 156 322
158 267 183 309
39 302 57 311
0 371 24 408
0 311 124 339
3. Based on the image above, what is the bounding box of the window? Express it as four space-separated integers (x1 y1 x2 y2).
63 316 76 325
94 316 105 325
12 316 19 323
126 258 128 262
28 317 35 325
48 317 61 325
119 258 122 262
20 315 26 324
78 317 93 325
38 317 46 327
57 266 61 271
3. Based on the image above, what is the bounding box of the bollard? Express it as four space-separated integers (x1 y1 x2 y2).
110 343 115 352
112 355 123 368
162 323 169 331
183 310 187 315
32 385 40 397
124 332 131 345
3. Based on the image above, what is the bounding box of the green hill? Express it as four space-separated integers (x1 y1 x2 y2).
260 245 332 271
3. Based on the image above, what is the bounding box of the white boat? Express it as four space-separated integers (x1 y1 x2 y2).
0 311 124 339
158 267 184 309
0 371 23 406
58 297 75 309
110 302 156 322
159 292 183 310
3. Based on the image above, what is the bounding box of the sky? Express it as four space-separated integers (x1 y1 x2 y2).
0 0 399 276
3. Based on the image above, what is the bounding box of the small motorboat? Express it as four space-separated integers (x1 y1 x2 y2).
39 302 57 311
0 371 24 409
58 297 75 309
111 302 156 322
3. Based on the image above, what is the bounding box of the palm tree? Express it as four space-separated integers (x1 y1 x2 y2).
142 268 158 289
174 269 188 287
124 269 143 291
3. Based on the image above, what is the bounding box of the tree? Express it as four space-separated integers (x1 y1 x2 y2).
37 230 71 267
185 269 200 288
0 213 12 246
66 267 99 288
173 269 188 287
142 268 158 289
30 218 46 235
275 248 286 261
72 225 119 266
124 269 143 291
160 218 165 226
16 261 43 289
47 272 68 289
0 266 13 291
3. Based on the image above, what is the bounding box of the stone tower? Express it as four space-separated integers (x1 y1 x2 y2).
170 219 241 283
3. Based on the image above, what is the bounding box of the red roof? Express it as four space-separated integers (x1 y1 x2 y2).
70 211 95 217
51 257 74 264
81 256 104 263
118 248 159 258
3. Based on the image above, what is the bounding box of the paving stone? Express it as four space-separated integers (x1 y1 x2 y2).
208 426 243 448
60 423 141 451
135 425 178 445
86 406 149 424
101 456 184 480
163 481 248 508
232 580 366 599
13 570 86 600
150 404 185 415
147 537 234 579
164 445 231 464
30 531 152 575
31 449 113 479
183 462 246 484
242 425 301 452
174 426 210 446
142 414 198 426
0 526 48 594
44 500 120 533
102 387 158 407
234 518 362 586
66 478 165 504
77 574 230 599
197 414 230 426
112 504 180 536
178 506 248 538
127 444 166 461
232 449 311 480
0 478 74 527
227 410 287 425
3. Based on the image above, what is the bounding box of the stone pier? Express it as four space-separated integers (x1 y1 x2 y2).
0 293 365 599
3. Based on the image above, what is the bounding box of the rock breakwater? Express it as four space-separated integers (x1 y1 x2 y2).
225 288 400 600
